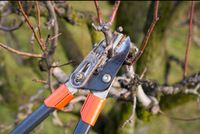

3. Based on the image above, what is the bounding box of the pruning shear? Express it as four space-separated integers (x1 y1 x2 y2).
10 31 131 134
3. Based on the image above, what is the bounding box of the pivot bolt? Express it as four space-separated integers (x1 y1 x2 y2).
102 74 111 83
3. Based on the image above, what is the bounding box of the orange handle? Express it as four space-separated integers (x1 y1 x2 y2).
44 84 74 110
80 93 106 126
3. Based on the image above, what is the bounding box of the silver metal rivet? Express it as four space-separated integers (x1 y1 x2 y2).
102 74 111 83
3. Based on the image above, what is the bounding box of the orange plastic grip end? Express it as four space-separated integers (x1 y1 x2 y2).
44 84 74 110
80 93 106 126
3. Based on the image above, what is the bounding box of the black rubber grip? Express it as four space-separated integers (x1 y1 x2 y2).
73 119 91 134
10 104 54 134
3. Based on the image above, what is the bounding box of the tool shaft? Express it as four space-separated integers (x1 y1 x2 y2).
73 119 91 134
10 104 54 134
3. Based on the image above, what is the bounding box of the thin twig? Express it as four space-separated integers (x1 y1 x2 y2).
35 1 42 39
51 61 74 68
0 43 42 58
108 0 121 25
121 95 136 128
49 33 62 41
52 111 64 127
131 1 159 64
140 67 147 79
18 1 45 51
183 1 195 78
32 78 47 84
94 0 103 25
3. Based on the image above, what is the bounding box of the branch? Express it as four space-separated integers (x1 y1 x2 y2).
94 0 120 26
137 85 152 108
45 1 59 59
17 1 45 51
52 111 64 127
52 64 69 83
113 69 200 114
131 1 159 64
183 1 195 78
121 94 136 128
32 78 47 84
35 1 41 39
108 0 121 25
45 1 59 92
51 61 74 68
94 0 103 24
49 33 62 41
92 1 121 57
142 72 200 96
0 43 42 58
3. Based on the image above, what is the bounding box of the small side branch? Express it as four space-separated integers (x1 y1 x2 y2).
131 1 159 64
183 1 195 78
94 0 103 24
108 0 121 25
0 43 42 58
18 1 45 51
121 95 137 128
35 1 41 38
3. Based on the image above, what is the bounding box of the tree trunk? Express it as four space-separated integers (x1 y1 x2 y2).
104 2 188 134
116 1 150 45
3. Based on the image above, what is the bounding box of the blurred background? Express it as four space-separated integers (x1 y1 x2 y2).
0 1 200 134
